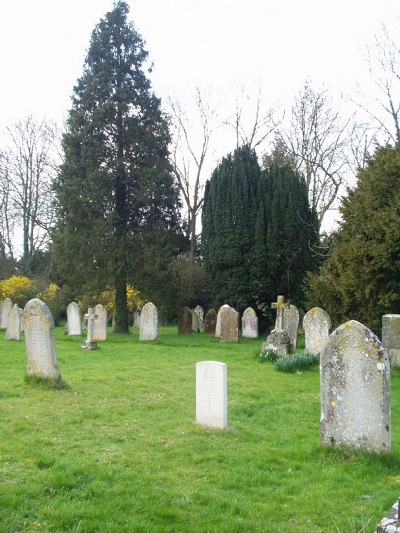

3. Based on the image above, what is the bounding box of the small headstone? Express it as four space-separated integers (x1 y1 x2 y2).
139 302 158 341
178 306 193 334
93 304 107 341
22 298 61 379
133 311 141 328
67 302 82 336
283 304 299 349
320 320 391 453
263 329 291 356
303 307 331 355
0 297 13 329
204 309 217 334
219 305 239 342
191 309 200 333
196 361 227 429
241 307 258 338
382 314 400 367
81 307 99 350
193 305 204 329
5 304 22 341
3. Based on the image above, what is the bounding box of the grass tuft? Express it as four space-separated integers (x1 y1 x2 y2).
24 374 70 390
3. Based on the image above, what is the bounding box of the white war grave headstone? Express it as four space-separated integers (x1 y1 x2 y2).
93 304 107 341
196 361 227 429
320 320 391 453
67 302 82 336
303 307 331 355
22 298 61 379
241 307 258 338
81 307 99 350
382 314 400 367
5 303 22 341
0 297 13 329
139 302 158 341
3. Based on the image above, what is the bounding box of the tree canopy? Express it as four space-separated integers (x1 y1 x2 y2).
52 1 185 330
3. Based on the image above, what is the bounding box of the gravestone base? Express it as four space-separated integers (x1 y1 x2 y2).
81 341 99 351
376 500 400 532
263 329 291 356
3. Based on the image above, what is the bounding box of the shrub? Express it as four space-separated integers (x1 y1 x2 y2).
275 352 320 373
78 285 145 321
36 283 63 325
0 276 35 307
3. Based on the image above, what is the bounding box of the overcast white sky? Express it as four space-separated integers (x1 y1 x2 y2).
1 0 399 131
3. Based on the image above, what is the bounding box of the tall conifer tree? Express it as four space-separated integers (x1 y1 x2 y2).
52 2 183 332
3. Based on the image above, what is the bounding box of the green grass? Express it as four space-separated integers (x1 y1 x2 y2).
0 326 399 532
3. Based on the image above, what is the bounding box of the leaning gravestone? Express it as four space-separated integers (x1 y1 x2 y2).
320 320 390 453
196 361 227 429
139 302 158 341
93 304 107 341
241 307 258 338
67 302 82 336
382 314 400 367
22 298 61 379
204 309 217 334
283 304 299 349
220 305 239 342
5 304 22 341
0 297 13 329
178 306 193 334
303 307 331 355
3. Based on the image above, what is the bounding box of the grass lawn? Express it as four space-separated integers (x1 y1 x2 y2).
0 326 399 533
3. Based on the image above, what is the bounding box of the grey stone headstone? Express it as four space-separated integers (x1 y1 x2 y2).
196 361 227 429
67 302 82 336
241 307 258 338
93 304 107 341
193 305 204 329
382 314 400 367
5 304 22 341
139 302 158 341
204 309 217 334
219 305 239 343
0 297 13 329
178 306 193 334
215 304 230 338
320 320 390 453
283 305 299 349
303 307 331 355
22 298 61 379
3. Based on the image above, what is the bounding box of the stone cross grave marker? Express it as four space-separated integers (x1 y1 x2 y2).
67 302 82 336
196 361 227 429
241 307 258 338
93 304 107 341
382 314 400 367
271 295 289 331
139 302 158 341
204 309 217 334
82 307 99 350
219 305 239 342
303 307 331 355
178 306 193 334
267 295 290 355
5 304 22 341
22 298 61 379
0 297 13 329
320 319 391 453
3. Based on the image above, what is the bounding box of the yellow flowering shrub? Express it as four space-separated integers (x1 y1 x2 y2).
78 284 144 318
0 276 35 307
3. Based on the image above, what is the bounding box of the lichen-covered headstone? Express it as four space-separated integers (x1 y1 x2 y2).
139 302 158 341
219 305 239 342
320 320 390 452
283 304 299 349
303 307 331 355
93 304 107 341
241 307 258 338
67 302 82 336
0 297 13 329
22 298 61 379
382 314 400 367
193 305 204 329
204 309 217 334
5 304 22 341
196 361 227 429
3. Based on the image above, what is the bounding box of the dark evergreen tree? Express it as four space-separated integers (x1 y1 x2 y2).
52 2 184 331
306 143 400 333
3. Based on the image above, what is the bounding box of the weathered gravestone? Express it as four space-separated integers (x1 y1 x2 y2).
219 305 239 342
283 304 299 349
139 302 158 341
216 304 236 338
22 298 61 379
193 305 204 329
5 304 22 341
93 304 107 341
133 311 141 328
67 302 82 336
0 297 13 329
81 307 99 350
303 307 331 355
241 307 258 338
382 314 400 367
196 361 227 429
204 309 217 334
264 295 290 355
178 306 193 334
191 309 200 333
320 320 391 453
